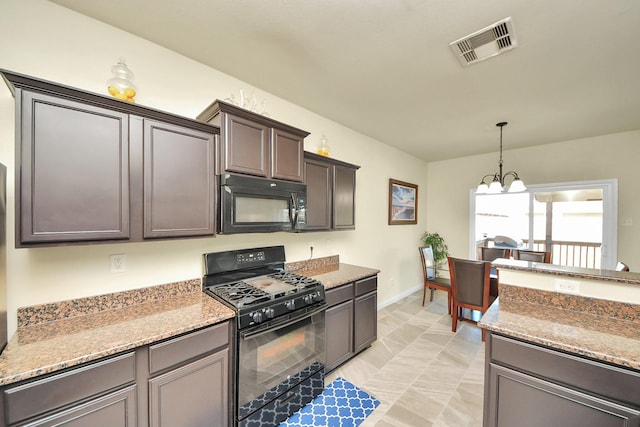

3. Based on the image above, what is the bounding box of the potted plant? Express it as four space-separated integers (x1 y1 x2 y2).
420 231 449 273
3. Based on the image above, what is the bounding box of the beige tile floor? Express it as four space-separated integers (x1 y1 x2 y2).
326 289 485 427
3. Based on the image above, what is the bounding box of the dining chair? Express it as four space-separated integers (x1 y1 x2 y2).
419 246 452 314
513 250 551 263
616 261 630 272
448 256 495 341
480 247 511 262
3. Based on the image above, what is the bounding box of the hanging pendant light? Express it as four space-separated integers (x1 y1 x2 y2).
476 122 526 194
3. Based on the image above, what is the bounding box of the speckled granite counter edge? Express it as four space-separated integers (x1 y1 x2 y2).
286 255 380 288
480 284 640 371
493 258 640 285
310 263 380 289
18 279 203 328
286 255 340 276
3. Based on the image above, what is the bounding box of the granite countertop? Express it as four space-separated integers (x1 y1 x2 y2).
311 263 380 290
0 259 379 387
0 280 235 387
285 256 380 290
492 258 640 285
479 284 640 371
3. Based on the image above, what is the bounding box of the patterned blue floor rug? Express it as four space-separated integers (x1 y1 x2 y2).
280 377 380 427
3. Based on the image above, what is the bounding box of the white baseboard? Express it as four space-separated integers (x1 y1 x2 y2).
377 284 422 309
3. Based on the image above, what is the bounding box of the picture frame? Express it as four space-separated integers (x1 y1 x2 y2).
388 178 418 225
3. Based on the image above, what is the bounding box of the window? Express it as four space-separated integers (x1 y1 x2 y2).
469 179 618 269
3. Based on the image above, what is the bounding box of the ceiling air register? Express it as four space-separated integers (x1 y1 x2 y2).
450 17 517 66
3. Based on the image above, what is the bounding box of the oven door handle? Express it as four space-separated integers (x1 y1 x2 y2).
240 303 327 340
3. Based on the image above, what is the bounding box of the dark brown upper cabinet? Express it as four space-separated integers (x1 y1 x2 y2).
303 152 359 230
18 91 131 244
142 120 216 239
197 100 308 182
2 69 219 247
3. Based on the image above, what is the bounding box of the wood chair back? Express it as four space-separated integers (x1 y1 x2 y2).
513 250 551 263
480 247 511 262
419 246 452 313
448 256 493 340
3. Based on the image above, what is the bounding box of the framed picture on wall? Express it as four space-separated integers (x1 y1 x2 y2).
388 178 418 225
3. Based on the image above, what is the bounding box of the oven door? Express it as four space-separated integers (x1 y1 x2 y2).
236 303 325 421
219 174 306 234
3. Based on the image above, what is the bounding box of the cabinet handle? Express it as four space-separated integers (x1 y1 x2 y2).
276 391 298 407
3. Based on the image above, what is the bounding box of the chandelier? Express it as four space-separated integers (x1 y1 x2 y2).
476 122 526 194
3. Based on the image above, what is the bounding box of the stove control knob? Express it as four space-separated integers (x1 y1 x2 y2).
285 300 296 311
263 307 275 319
312 291 323 302
303 294 314 305
251 311 264 324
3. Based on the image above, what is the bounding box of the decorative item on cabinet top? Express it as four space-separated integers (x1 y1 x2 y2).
106 57 137 103
197 99 309 182
1 69 220 247
317 134 330 157
196 98 308 137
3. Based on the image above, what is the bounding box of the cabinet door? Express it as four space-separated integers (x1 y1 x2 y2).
271 128 304 182
304 158 332 230
354 291 377 353
18 91 130 243
149 349 228 427
222 113 269 177
23 385 137 427
143 120 215 238
333 165 356 229
487 363 640 427
5 352 136 425
325 300 354 372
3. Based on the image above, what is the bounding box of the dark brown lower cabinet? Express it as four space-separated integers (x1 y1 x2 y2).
1 322 230 427
484 332 640 427
325 275 377 372
21 386 137 427
325 293 354 372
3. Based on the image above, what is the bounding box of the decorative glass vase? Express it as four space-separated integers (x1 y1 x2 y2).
107 58 137 103
317 134 330 157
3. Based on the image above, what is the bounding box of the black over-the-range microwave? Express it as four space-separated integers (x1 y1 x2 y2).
218 174 307 234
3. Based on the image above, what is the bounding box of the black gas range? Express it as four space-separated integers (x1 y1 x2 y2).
203 246 326 427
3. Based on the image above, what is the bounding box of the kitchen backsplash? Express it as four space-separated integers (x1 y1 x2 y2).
286 255 340 277
17 279 202 328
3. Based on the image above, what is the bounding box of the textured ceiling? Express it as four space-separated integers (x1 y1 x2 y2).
51 0 640 161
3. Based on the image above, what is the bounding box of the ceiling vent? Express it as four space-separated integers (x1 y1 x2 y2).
450 17 517 66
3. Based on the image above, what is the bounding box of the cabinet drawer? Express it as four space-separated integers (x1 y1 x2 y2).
325 283 354 307
5 352 136 425
149 323 229 375
489 333 640 406
355 276 377 297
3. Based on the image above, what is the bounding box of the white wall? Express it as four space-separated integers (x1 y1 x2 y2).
0 0 430 335
427 130 640 269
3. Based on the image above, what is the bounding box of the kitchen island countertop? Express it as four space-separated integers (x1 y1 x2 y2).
479 260 640 371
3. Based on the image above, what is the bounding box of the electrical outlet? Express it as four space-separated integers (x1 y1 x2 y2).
110 254 127 273
555 279 580 294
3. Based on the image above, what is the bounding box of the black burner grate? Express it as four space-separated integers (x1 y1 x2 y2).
269 271 320 289
209 281 270 308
